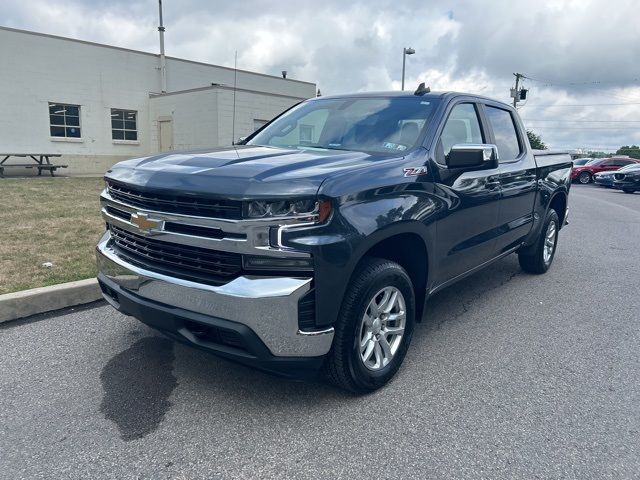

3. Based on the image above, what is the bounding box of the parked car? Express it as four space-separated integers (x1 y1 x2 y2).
573 157 593 166
593 163 640 187
571 157 640 184
613 163 640 193
97 90 572 392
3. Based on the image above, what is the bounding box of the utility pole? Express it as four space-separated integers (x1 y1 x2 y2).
158 0 167 93
512 72 523 108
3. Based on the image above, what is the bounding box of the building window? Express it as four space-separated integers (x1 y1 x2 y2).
111 109 138 141
253 119 269 131
49 103 81 138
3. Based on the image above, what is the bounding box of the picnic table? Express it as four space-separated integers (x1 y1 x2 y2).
0 154 67 177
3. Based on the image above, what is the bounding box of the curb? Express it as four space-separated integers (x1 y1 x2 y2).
0 278 103 324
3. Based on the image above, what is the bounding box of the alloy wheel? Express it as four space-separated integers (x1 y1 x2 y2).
358 286 406 371
543 220 557 265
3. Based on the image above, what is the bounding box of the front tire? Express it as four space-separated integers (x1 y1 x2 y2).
623 188 635 194
323 258 415 393
518 209 560 274
578 172 592 184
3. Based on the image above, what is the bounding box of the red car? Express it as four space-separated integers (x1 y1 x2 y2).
572 157 640 184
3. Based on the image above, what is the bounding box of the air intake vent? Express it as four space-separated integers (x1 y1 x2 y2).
298 289 316 331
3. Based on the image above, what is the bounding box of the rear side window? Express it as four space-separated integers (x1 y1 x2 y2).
485 106 521 161
439 103 483 157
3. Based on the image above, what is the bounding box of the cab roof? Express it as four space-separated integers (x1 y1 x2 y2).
312 90 513 109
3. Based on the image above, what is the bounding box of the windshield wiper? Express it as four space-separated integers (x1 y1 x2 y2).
297 144 353 151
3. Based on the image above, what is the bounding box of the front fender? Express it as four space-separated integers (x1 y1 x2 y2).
285 185 442 328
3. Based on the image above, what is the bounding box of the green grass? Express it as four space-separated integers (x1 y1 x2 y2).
0 177 105 294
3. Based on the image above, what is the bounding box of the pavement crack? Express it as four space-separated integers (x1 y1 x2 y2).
99 336 177 441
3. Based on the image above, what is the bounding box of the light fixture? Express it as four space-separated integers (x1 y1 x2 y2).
401 47 416 91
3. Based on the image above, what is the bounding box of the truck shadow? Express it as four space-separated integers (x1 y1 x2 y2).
100 336 178 441
171 255 525 400
417 254 523 336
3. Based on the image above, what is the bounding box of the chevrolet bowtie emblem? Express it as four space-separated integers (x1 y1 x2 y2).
130 213 162 232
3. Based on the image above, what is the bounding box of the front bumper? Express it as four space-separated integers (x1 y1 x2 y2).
613 179 640 190
96 232 334 370
593 176 613 186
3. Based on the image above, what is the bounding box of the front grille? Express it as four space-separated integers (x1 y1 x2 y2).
109 225 242 284
107 181 242 219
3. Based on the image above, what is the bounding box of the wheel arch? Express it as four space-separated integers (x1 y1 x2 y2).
349 228 431 322
548 190 568 228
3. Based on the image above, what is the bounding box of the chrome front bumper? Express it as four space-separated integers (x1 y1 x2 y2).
96 232 334 357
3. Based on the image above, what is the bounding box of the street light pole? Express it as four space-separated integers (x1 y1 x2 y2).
401 47 415 91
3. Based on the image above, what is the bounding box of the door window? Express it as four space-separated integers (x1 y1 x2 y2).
439 103 483 157
614 159 633 167
485 106 521 161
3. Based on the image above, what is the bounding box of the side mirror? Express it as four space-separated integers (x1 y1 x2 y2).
234 136 247 145
446 144 499 169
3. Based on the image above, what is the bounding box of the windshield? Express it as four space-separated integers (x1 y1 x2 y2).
586 158 603 165
620 163 640 171
247 97 440 154
573 158 591 165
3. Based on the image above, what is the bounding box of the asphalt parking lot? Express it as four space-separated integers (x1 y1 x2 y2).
1 185 639 479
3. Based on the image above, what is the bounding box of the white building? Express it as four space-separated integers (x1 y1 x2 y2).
0 26 316 175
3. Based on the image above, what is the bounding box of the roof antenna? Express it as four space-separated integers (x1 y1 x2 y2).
414 82 430 96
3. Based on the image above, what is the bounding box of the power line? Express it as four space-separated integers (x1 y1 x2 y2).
523 119 640 123
522 102 640 107
522 74 640 102
525 126 640 130
523 74 640 87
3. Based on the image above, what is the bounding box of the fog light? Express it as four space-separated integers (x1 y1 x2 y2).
243 255 313 270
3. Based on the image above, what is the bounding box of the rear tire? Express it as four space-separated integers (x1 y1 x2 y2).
518 209 559 274
623 188 635 194
578 172 592 184
323 258 415 393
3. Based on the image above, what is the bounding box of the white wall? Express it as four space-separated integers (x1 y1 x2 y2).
0 26 315 173
148 86 307 150
215 87 305 146
149 89 220 151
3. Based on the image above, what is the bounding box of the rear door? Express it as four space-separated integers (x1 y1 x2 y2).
484 104 538 253
431 101 502 285
599 159 620 172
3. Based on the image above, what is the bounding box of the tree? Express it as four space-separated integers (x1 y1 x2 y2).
527 130 547 150
616 145 640 160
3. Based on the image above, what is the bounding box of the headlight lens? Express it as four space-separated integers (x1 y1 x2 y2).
245 199 321 219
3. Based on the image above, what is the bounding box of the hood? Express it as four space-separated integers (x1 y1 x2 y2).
106 145 402 199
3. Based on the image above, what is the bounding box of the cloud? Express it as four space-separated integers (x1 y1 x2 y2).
2 0 640 150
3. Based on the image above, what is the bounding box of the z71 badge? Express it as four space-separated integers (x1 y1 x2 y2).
403 166 428 177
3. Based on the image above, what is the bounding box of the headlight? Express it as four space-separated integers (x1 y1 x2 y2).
245 199 332 222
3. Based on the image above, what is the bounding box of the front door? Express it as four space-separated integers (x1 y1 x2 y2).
431 102 502 285
159 119 173 152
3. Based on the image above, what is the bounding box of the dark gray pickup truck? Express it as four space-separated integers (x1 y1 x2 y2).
96 89 572 392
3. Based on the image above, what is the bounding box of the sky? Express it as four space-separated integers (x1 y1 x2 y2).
3 0 640 151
